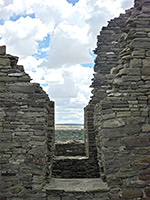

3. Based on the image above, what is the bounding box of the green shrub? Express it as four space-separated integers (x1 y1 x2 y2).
55 129 84 141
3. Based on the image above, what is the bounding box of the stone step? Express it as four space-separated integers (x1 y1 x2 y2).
45 178 110 200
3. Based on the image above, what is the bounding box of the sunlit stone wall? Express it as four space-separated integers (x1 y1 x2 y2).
89 0 150 198
0 46 55 200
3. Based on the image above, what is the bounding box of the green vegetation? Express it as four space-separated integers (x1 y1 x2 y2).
55 129 84 141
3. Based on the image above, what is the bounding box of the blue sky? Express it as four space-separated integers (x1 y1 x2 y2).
0 0 134 123
66 0 79 5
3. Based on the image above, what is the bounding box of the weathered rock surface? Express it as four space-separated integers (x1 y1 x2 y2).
88 0 150 198
0 46 55 199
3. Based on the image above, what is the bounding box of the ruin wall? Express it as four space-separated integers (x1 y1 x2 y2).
89 0 150 199
54 140 85 157
0 46 55 200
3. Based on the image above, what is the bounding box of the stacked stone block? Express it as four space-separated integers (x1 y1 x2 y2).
47 190 110 200
87 5 131 181
54 141 86 157
89 0 150 199
0 46 55 200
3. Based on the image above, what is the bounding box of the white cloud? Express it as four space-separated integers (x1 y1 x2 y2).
0 16 48 57
44 22 92 68
18 56 45 82
34 0 73 26
120 0 134 10
0 0 134 123
44 65 93 123
46 65 92 98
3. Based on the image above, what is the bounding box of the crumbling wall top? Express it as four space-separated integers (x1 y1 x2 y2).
0 45 55 199
0 45 6 55
134 0 150 12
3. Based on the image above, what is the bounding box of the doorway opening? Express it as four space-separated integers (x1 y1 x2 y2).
52 105 100 178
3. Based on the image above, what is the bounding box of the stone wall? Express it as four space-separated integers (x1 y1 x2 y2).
0 46 55 200
53 119 100 178
52 141 99 178
55 140 85 157
84 6 131 182
89 0 150 199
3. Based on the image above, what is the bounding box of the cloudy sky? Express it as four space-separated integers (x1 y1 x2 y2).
0 0 134 124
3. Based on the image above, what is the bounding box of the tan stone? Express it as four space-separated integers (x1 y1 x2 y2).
122 189 143 199
146 50 150 56
123 137 149 147
102 113 115 120
126 180 148 188
131 38 150 48
142 58 150 75
0 76 17 82
143 58 150 67
103 138 121 147
142 75 150 80
127 117 145 124
117 111 131 117
0 45 6 54
130 58 142 67
142 4 150 13
142 67 150 75
118 68 141 75
139 175 150 181
10 186 22 193
102 118 125 128
142 0 150 3
134 147 150 155
142 124 150 132
0 58 10 66
0 84 5 92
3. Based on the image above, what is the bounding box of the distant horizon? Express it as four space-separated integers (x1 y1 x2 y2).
56 123 83 125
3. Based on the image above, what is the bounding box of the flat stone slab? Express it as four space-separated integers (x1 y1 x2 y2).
54 156 88 160
45 178 109 192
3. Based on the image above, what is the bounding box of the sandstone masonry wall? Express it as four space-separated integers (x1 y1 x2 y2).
85 5 131 182
52 140 99 178
54 141 85 157
88 0 150 199
52 131 100 178
0 46 55 200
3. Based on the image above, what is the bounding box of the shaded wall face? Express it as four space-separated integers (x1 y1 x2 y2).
85 10 131 180
89 2 150 199
54 141 86 157
0 46 55 200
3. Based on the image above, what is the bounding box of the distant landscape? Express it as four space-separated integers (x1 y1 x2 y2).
56 123 84 129
55 124 84 141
